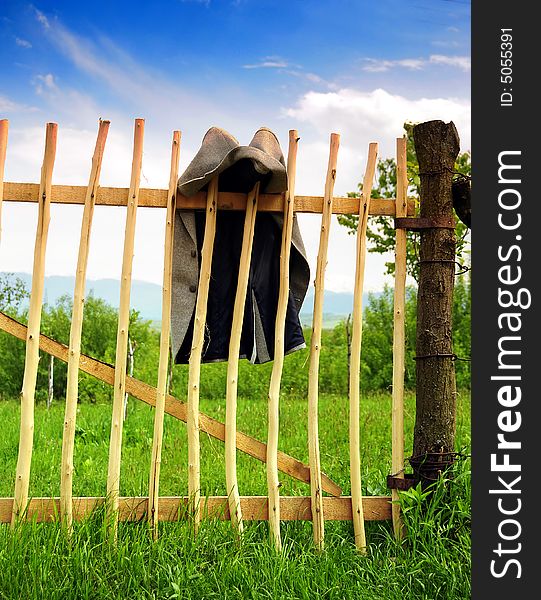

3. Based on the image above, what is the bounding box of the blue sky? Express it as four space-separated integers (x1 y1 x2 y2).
1 1 470 292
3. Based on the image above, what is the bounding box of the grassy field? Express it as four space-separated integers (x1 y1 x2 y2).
0 392 471 599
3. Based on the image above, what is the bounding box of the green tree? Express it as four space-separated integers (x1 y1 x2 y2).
0 288 160 404
0 273 29 315
338 122 471 280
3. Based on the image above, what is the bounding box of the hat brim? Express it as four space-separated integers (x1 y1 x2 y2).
177 145 287 197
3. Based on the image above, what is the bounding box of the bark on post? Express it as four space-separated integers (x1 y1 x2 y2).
412 120 460 484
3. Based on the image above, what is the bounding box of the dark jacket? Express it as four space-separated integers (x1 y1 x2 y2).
171 205 310 364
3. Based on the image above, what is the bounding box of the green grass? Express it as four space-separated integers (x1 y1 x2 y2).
0 392 471 599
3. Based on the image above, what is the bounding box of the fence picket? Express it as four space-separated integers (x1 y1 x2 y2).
308 133 340 550
267 130 299 550
0 119 8 244
106 119 145 539
187 175 219 532
3 182 414 216
349 143 379 553
225 182 260 535
148 130 181 540
11 122 58 526
60 120 110 533
391 137 408 539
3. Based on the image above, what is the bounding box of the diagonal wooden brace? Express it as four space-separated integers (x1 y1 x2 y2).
0 311 342 497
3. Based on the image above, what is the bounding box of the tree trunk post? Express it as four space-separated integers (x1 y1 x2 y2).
412 120 460 485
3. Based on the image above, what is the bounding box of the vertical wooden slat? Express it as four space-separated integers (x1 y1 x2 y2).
60 120 110 533
391 136 408 539
106 118 145 538
307 133 340 550
148 129 181 540
349 143 379 552
187 175 219 532
267 130 299 550
0 119 8 244
11 122 58 526
225 182 260 535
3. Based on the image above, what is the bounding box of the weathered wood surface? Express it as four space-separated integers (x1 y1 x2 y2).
308 133 340 551
0 496 391 524
61 120 110 533
349 142 378 552
267 130 299 550
391 137 408 539
186 176 219 532
0 311 342 498
412 120 459 482
3 181 414 216
148 130 181 539
12 123 58 526
225 182 260 535
0 119 8 243
106 119 145 538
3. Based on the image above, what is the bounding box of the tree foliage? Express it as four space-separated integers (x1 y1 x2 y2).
0 275 159 404
338 122 471 280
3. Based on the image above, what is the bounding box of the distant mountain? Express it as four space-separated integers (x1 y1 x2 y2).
4 272 381 325
6 273 164 321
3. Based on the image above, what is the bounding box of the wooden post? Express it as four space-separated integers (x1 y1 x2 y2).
412 120 459 483
187 175 219 533
167 344 173 395
267 130 299 551
148 129 181 540
391 137 408 538
123 336 135 421
345 315 352 378
0 119 8 245
11 122 58 526
308 133 340 551
225 182 260 536
106 118 144 538
61 120 110 533
47 355 54 409
349 142 378 553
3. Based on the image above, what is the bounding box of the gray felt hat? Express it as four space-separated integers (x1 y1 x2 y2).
177 126 288 197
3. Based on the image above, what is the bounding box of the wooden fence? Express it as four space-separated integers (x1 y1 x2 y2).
0 118 413 551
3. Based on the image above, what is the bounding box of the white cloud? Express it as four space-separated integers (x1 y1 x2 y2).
242 58 331 88
282 87 470 292
33 73 59 95
431 39 460 49
243 60 290 69
32 9 250 142
362 54 470 73
363 58 425 72
1 124 169 285
0 94 38 113
15 37 32 49
283 88 470 174
34 8 50 29
429 54 470 71
2 86 470 293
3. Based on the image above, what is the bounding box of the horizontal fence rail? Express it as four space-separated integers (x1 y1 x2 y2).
2 182 414 215
0 496 392 524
